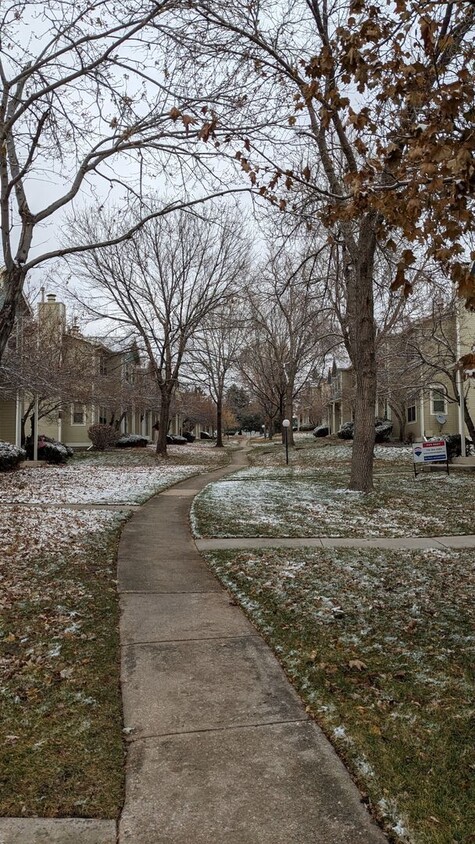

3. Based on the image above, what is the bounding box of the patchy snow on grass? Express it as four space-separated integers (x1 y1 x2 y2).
203 543 474 844
0 463 203 505
192 466 474 538
0 505 122 569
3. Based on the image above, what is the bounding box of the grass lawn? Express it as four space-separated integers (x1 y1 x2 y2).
0 443 229 817
192 440 475 537
192 439 475 843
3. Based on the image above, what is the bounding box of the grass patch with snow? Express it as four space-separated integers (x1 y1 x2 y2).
0 443 228 817
192 446 474 538
203 545 475 844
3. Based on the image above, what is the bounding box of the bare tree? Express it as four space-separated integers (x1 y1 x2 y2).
0 0 250 363
189 297 247 446
181 0 475 490
0 310 93 441
241 246 334 445
66 206 249 454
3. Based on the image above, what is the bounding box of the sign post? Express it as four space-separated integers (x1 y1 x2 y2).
412 440 449 477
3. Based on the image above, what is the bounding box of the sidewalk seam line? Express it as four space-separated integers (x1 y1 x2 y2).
121 633 259 646
126 717 310 742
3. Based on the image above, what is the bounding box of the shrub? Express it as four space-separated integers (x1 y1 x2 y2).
438 434 473 461
88 424 120 451
25 435 72 464
336 420 393 442
337 422 354 440
375 419 393 442
313 425 329 438
116 434 148 448
0 441 26 471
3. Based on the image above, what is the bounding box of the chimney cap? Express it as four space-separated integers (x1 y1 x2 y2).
46 293 56 302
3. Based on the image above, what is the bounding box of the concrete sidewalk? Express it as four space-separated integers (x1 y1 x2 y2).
117 449 387 843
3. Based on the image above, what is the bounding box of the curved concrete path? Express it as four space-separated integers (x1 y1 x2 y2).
117 448 387 844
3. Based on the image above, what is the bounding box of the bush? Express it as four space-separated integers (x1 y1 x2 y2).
116 434 148 448
299 424 315 432
0 441 26 471
166 434 187 445
336 419 393 442
88 424 120 451
313 425 329 438
25 435 72 464
437 434 473 461
337 422 354 440
183 432 196 442
375 419 393 442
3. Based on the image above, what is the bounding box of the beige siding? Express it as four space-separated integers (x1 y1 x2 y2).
0 399 17 444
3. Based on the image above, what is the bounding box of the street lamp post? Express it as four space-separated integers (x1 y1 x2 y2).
282 418 290 465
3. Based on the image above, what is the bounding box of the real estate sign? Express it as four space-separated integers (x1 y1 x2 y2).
412 440 448 476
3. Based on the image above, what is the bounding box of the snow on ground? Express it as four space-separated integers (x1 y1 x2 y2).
192 463 474 538
0 463 203 505
0 506 122 572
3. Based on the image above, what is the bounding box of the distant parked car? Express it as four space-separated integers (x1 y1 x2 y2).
313 425 329 438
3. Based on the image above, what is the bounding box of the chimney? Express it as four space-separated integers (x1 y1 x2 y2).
38 292 66 337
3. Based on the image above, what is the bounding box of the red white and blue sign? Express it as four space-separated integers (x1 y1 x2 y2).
412 440 447 463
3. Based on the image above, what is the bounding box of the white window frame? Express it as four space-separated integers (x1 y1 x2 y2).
71 402 86 426
430 387 447 416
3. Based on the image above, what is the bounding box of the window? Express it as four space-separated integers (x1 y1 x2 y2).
72 402 85 425
431 389 447 415
99 406 107 425
99 356 108 376
407 404 416 424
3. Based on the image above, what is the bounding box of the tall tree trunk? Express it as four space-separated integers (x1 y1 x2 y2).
284 384 295 447
464 401 475 446
156 391 171 456
0 266 27 365
215 393 224 447
346 216 378 492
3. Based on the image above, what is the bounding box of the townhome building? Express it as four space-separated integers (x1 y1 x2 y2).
310 300 475 443
0 290 161 448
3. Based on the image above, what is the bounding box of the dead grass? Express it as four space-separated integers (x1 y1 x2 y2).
202 543 475 843
0 442 228 817
0 527 125 817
